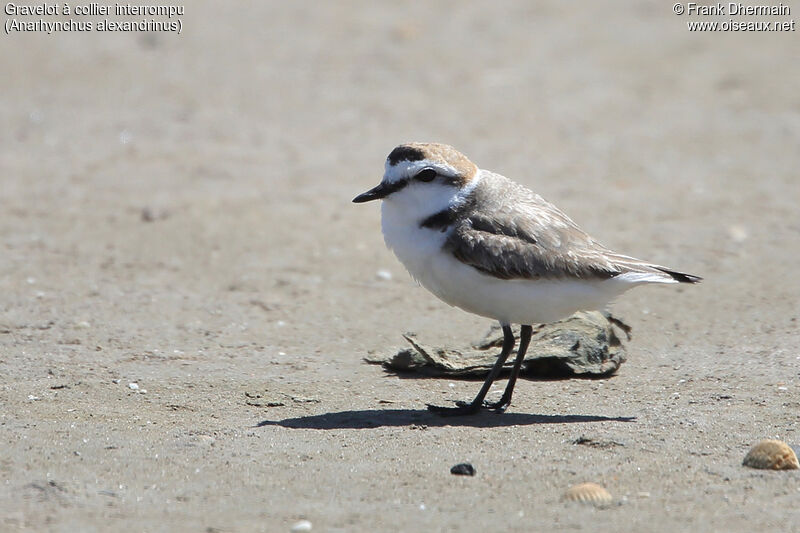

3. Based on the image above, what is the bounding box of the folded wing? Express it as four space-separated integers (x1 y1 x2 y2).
445 173 701 284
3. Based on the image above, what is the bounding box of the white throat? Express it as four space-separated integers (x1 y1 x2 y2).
379 170 483 287
384 169 483 224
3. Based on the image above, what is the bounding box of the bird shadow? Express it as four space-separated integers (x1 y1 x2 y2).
256 408 636 430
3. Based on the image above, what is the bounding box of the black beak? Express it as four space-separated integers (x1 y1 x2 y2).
352 183 390 203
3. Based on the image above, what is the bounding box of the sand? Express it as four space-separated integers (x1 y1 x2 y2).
1 1 799 531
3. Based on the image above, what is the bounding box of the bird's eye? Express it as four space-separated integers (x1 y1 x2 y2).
415 168 437 182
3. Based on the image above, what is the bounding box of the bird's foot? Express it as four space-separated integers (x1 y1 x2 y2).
427 398 510 416
426 402 482 417
481 398 511 413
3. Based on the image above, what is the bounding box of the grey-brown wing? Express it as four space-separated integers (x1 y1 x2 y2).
444 189 621 281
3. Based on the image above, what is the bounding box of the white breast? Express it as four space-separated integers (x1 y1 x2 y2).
381 200 449 286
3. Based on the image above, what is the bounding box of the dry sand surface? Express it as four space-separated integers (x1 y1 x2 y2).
2 1 799 531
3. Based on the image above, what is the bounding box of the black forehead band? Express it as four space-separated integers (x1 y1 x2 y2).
387 146 426 166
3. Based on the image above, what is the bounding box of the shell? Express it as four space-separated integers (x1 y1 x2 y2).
290 520 312 532
742 440 799 470
563 482 613 505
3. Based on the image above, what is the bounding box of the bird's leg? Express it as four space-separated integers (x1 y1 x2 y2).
484 324 532 412
427 324 515 416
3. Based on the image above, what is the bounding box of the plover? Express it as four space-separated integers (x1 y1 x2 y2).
353 142 701 416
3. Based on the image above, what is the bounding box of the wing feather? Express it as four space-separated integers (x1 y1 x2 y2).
444 173 700 283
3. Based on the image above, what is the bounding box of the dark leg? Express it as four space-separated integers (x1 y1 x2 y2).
427 325 515 416
485 324 532 412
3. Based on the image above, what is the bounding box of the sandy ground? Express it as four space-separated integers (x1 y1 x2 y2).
2 1 799 531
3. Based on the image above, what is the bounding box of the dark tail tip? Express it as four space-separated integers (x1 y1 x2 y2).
657 267 702 284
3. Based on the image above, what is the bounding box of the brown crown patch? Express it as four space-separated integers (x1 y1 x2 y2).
389 142 478 186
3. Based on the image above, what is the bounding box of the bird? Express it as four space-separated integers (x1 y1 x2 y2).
353 142 701 416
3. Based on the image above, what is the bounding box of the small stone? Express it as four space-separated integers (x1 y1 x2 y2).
572 436 625 448
450 463 475 476
29 109 44 123
563 482 613 506
196 435 215 446
290 519 312 532
742 439 799 470
376 269 392 281
141 206 169 222
728 225 748 243
128 382 139 390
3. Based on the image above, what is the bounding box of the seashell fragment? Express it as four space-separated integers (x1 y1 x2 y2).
742 440 799 470
563 482 613 505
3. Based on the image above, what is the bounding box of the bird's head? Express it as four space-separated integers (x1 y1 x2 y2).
353 143 480 218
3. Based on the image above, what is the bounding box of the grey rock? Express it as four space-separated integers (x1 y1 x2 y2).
366 311 629 378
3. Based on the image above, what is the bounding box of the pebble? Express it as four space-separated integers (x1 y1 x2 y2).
563 482 613 506
196 435 215 446
128 383 139 390
290 519 312 532
450 463 475 476
728 225 748 243
376 269 392 281
742 439 799 470
119 129 133 145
